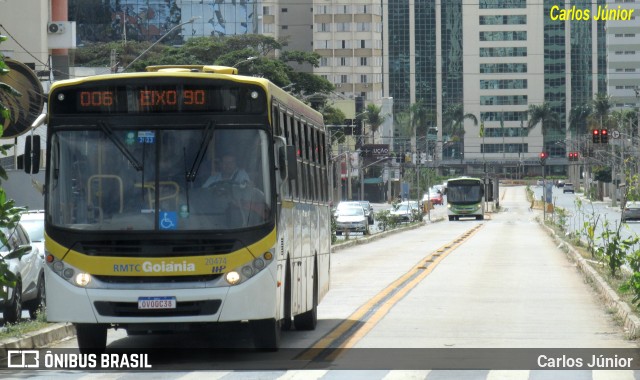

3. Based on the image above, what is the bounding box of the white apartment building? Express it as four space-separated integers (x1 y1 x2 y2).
607 0 640 110
312 1 384 105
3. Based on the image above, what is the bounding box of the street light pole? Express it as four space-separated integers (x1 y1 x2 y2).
232 56 257 68
123 17 199 72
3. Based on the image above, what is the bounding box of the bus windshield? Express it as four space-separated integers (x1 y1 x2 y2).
447 183 483 204
48 125 272 231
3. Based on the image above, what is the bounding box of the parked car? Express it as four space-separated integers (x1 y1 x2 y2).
334 201 364 217
20 211 45 259
335 206 369 235
423 190 443 206
358 201 375 225
556 180 565 188
563 183 575 194
0 222 45 322
622 201 640 222
390 204 414 222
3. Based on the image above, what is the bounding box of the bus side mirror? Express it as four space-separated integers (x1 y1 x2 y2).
24 135 41 174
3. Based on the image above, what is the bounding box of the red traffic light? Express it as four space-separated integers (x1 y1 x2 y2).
539 152 548 159
592 129 601 143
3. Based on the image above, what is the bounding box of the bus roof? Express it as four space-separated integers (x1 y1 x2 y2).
448 176 483 183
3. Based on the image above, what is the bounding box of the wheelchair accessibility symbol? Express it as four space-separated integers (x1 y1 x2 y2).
159 212 177 230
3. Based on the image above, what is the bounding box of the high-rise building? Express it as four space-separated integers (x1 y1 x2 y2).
312 1 384 104
384 0 608 177
606 0 640 116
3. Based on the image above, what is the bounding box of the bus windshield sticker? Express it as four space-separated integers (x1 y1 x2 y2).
159 211 178 230
137 131 155 144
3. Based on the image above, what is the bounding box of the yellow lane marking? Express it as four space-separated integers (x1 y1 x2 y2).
298 224 485 361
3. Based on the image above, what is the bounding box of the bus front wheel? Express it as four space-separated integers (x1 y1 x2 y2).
448 216 454 221
250 318 280 351
75 323 108 354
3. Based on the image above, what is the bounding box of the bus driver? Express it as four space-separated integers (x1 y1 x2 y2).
202 153 251 188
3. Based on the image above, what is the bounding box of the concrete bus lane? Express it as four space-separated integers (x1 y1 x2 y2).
354 186 634 350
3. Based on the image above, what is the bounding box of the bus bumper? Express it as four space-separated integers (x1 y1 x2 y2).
45 264 277 324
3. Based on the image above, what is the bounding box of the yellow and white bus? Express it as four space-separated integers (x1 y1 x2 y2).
25 65 331 352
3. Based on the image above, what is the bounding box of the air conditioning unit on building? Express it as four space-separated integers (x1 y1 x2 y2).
47 21 77 49
47 22 65 34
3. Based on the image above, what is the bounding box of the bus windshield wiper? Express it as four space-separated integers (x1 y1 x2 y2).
186 120 215 182
98 121 143 171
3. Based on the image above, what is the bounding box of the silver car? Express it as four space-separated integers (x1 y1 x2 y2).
622 201 640 222
335 206 369 235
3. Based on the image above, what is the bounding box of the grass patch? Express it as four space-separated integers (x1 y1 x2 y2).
0 312 51 341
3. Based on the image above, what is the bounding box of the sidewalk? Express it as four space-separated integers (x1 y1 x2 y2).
0 323 75 358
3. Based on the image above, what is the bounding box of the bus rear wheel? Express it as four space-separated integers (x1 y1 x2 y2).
250 318 280 351
75 324 108 354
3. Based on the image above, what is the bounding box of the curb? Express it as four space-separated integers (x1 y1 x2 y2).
331 210 448 253
540 221 640 340
0 323 75 358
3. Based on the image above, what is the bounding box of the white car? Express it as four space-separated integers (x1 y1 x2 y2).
0 222 45 322
20 211 45 259
390 204 414 222
335 206 369 235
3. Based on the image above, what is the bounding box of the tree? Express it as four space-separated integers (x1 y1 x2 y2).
443 103 478 138
527 102 560 135
322 105 347 144
568 103 593 137
591 92 612 129
442 104 478 159
0 35 29 292
360 103 387 141
74 35 334 100
609 109 636 135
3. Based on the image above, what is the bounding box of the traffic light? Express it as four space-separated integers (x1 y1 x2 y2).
592 129 600 143
568 152 579 161
600 129 608 144
539 152 548 165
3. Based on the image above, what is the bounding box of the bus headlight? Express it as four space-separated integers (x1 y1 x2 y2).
75 273 92 287
47 254 96 288
225 271 241 285
225 251 274 286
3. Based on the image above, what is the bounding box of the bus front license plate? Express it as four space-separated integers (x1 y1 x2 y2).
138 296 177 310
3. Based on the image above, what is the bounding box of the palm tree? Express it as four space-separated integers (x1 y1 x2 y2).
609 109 636 136
591 92 612 129
442 104 478 159
568 103 592 137
527 102 560 135
443 103 479 138
409 100 437 151
360 103 387 142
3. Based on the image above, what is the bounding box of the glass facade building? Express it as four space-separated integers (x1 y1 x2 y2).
71 0 261 44
383 0 608 176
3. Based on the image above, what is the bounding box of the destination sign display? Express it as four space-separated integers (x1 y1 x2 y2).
50 83 266 115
